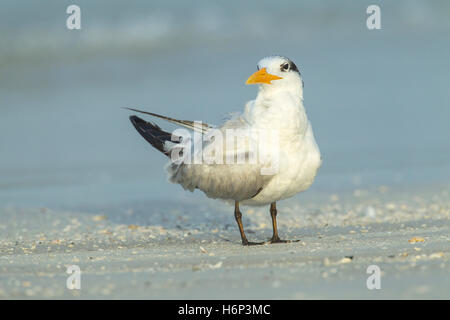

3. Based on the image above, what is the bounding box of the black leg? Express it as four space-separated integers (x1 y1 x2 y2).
268 202 300 244
234 201 265 246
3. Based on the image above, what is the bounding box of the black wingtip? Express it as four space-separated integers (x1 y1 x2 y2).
128 115 173 156
129 114 138 123
129 115 161 131
129 115 144 132
129 115 143 127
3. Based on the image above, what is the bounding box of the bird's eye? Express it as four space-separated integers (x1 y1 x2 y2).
281 63 290 71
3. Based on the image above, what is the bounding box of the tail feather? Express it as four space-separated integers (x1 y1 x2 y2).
125 107 212 133
129 115 177 156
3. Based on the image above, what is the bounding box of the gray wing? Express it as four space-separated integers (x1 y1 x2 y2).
127 107 274 201
167 115 274 201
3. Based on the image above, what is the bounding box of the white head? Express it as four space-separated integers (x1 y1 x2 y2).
246 56 304 99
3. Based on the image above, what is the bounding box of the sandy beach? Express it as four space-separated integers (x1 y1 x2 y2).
1 1 449 300
1 185 448 299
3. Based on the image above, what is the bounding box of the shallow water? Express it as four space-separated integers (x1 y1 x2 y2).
1 1 450 209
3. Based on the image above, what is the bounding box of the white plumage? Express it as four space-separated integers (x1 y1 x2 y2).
167 56 321 205
128 55 322 245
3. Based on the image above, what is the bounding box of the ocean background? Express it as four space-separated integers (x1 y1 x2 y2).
1 0 449 209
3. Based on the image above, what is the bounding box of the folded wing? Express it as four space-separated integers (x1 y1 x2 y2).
128 110 274 201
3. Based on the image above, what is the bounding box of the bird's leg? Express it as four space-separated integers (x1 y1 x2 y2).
234 201 265 246
268 202 299 244
269 202 283 243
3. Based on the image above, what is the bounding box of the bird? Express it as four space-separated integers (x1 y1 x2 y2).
126 56 322 246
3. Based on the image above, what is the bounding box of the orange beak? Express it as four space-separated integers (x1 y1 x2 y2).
245 68 283 85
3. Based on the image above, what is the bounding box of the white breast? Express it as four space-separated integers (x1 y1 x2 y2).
242 121 321 206
241 92 322 206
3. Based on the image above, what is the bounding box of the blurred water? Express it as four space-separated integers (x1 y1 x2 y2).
1 0 449 208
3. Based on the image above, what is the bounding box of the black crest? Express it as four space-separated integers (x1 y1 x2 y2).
288 60 299 73
279 58 300 74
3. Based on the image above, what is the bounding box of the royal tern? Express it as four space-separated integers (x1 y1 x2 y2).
127 56 322 245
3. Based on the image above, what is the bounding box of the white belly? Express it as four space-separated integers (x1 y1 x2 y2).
242 124 322 206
